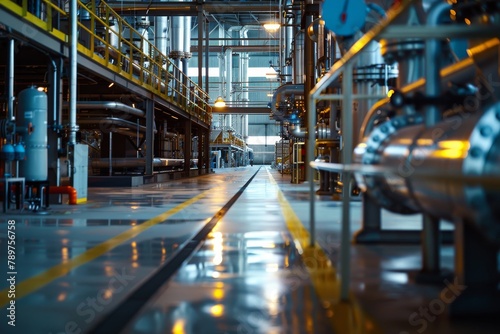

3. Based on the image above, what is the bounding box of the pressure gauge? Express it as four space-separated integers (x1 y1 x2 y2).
322 0 367 36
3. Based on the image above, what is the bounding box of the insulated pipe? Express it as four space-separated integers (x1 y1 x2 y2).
271 83 304 115
171 10 185 67
225 47 232 102
69 0 78 146
184 15 192 58
48 57 62 187
240 45 249 106
77 117 153 135
49 186 77 205
239 26 262 106
155 16 168 56
136 17 150 56
279 0 284 79
63 101 145 117
243 114 248 140
182 11 192 94
425 1 451 127
7 38 14 122
293 31 305 84
284 17 294 82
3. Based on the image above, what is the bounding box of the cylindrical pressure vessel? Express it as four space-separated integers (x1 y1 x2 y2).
17 87 48 181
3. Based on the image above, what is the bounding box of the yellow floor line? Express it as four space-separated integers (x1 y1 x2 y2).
266 168 383 334
0 189 212 307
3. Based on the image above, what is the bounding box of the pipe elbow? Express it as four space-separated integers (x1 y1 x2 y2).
49 186 78 205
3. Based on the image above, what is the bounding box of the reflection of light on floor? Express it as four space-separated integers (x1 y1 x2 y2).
213 288 224 300
210 304 224 317
104 265 115 277
172 319 186 334
102 288 113 300
385 255 421 270
57 293 67 302
131 241 139 268
61 247 69 263
212 232 223 265
161 240 167 262
382 271 408 284
264 287 280 316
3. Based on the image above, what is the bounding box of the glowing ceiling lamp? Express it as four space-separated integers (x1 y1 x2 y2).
263 23 280 31
214 96 226 108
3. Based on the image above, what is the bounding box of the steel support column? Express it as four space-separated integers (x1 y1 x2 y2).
145 99 155 176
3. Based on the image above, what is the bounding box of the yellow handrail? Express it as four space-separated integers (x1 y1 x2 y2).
0 0 212 125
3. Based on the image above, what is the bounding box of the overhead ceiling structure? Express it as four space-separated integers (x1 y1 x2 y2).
106 0 284 114
107 0 281 25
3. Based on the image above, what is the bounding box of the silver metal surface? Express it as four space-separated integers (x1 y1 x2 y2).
69 0 78 146
353 101 500 240
7 38 14 121
17 87 48 181
65 101 145 117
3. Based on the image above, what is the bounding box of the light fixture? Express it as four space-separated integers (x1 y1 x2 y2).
265 67 278 79
214 96 226 108
263 23 280 31
108 82 114 88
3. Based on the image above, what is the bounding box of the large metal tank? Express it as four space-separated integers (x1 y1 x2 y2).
17 87 48 181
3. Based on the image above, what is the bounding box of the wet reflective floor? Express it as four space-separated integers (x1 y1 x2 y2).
1 167 499 333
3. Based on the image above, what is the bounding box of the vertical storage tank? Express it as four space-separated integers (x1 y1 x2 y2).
17 86 48 181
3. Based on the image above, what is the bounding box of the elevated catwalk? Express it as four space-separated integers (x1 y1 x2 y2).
0 167 499 333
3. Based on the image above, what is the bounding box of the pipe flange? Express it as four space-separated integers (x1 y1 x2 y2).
359 114 423 212
135 18 150 28
463 101 500 230
353 64 398 84
169 51 186 59
1 119 14 138
380 39 425 64
362 114 423 165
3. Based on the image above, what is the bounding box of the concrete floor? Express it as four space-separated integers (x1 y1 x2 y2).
1 166 499 333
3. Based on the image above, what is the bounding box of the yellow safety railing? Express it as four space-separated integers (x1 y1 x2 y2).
211 130 246 150
1 0 212 125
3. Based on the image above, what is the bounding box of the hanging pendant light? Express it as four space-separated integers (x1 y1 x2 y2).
214 96 226 108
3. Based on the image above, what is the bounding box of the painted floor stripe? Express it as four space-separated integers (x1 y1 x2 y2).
266 168 383 334
0 189 211 307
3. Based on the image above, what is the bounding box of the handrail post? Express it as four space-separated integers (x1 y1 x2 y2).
308 0 415 301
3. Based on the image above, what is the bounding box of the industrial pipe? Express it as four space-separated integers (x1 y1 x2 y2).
424 1 451 127
63 101 145 117
77 117 155 136
49 186 77 205
271 83 304 115
354 101 500 241
69 0 78 146
7 38 14 122
359 37 500 141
